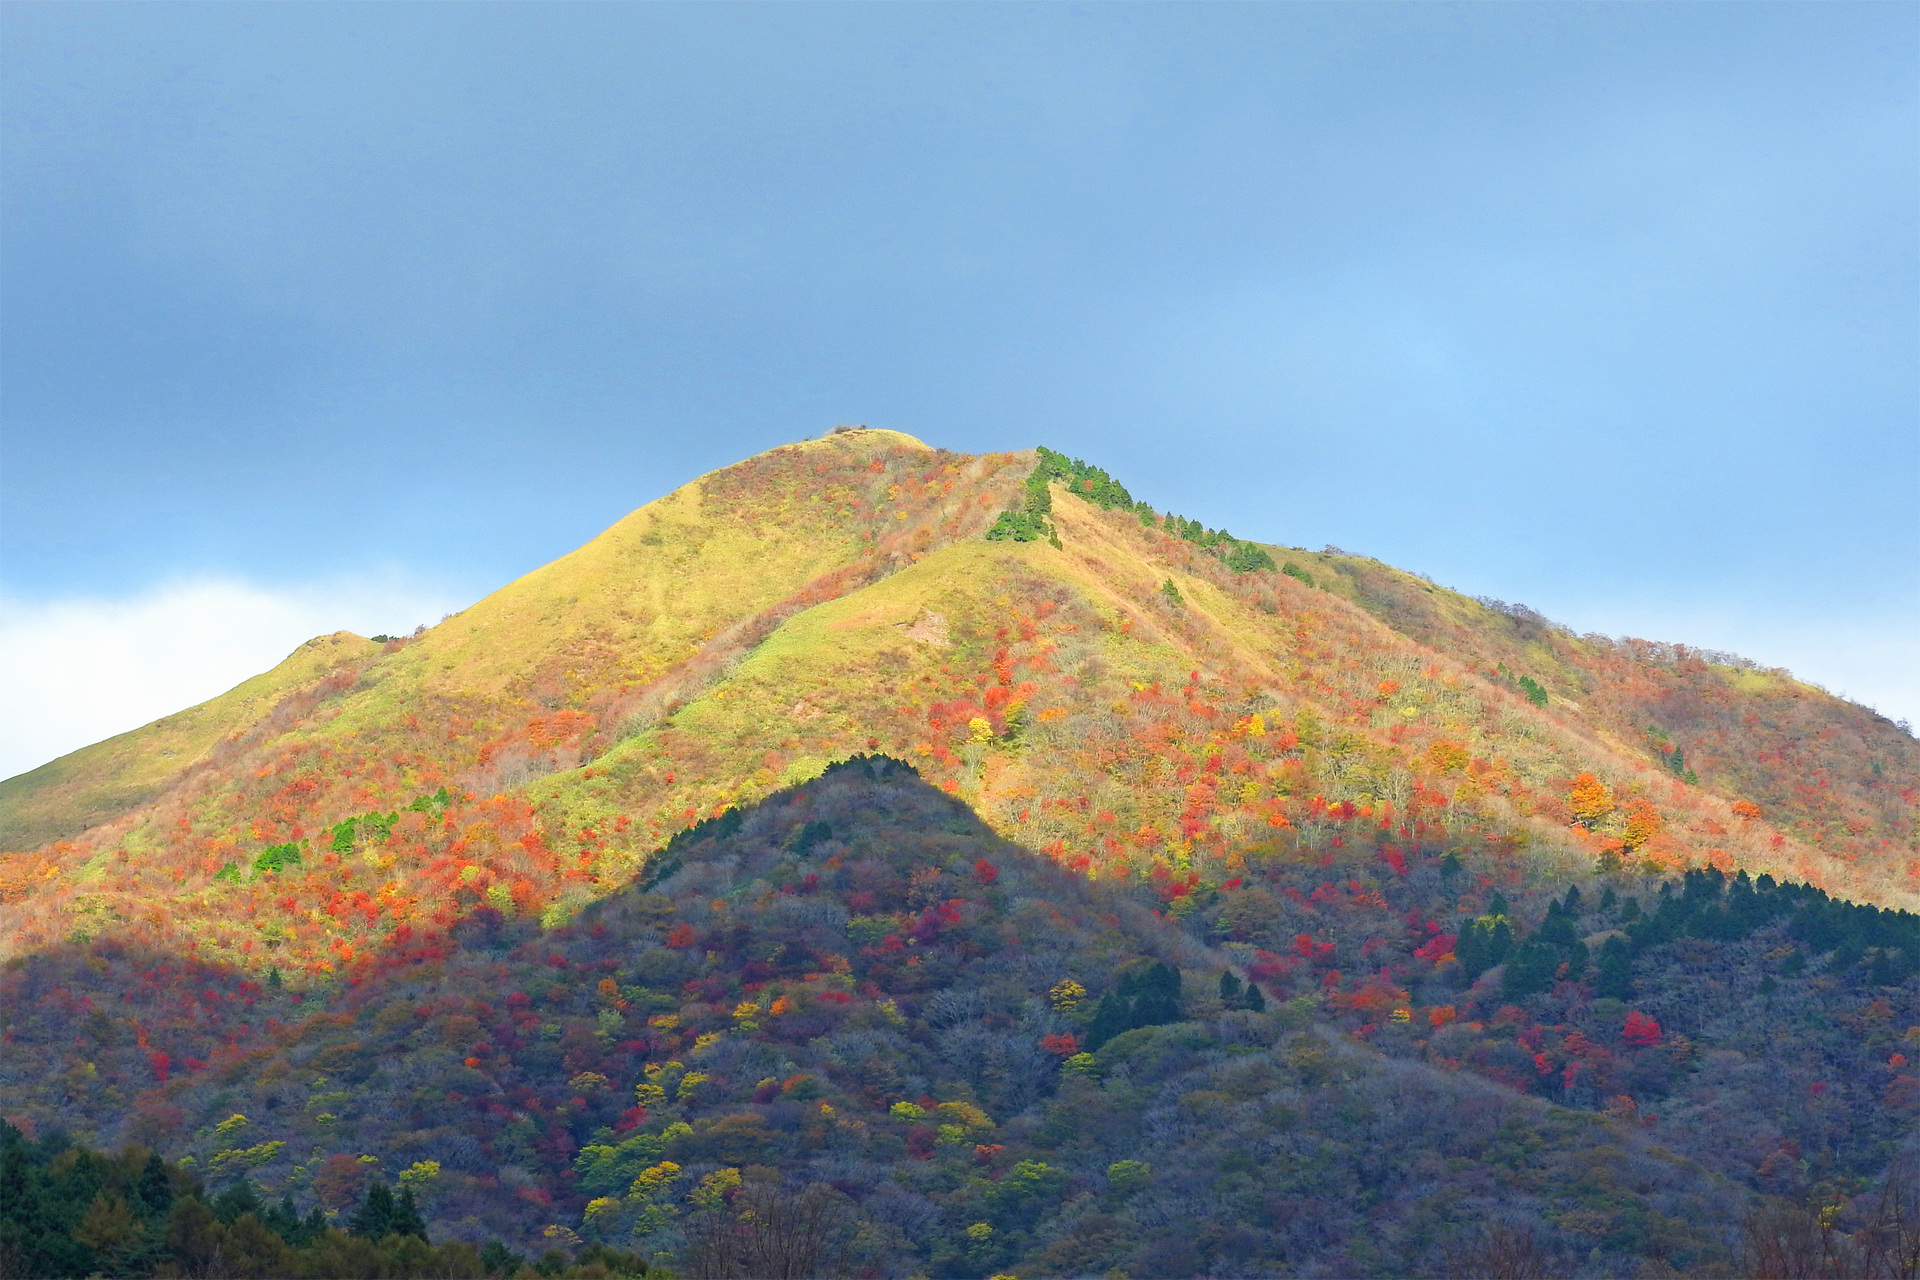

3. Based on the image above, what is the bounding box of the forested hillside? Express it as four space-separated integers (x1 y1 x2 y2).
2 431 1916 1276
3 760 1917 1276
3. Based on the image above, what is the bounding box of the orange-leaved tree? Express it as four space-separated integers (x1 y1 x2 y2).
1623 798 1664 851
1569 773 1613 828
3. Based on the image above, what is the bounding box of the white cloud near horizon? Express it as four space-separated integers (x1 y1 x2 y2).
0 576 470 781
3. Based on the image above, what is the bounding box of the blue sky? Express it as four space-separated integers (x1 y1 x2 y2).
2 2 1916 778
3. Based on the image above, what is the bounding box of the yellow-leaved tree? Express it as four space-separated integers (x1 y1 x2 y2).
1569 773 1613 828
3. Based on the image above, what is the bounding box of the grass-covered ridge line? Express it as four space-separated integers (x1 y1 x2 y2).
986 445 1276 573
0 632 381 853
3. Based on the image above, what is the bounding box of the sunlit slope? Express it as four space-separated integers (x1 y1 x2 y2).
2 435 1911 972
384 428 952 699
1294 549 1920 874
0 429 943 850
0 631 379 852
0 432 1032 956
540 485 1900 914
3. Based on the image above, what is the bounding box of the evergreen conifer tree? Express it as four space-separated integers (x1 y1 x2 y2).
392 1185 428 1240
134 1151 172 1217
1087 961 1184 1049
1487 917 1514 967
1456 921 1489 981
1596 936 1633 999
1503 941 1560 997
350 1181 397 1239
211 1180 263 1225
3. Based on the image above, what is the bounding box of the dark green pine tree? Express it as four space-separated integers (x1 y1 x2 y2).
1503 940 1561 997
1596 936 1633 1000
1487 917 1514 967
211 1180 264 1225
1087 960 1184 1049
392 1185 427 1240
134 1150 173 1218
1244 981 1266 1013
1536 904 1579 948
1565 939 1589 982
1218 972 1243 1004
350 1181 397 1240
0 1128 88 1280
1130 961 1183 1025
263 1194 303 1245
481 1241 525 1275
1456 921 1490 981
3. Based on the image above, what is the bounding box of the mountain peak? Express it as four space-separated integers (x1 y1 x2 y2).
3 439 1914 969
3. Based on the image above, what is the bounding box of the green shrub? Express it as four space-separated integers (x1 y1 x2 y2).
1226 542 1277 573
252 842 303 876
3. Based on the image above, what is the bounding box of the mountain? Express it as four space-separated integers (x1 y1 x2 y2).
1 430 1917 1277
2 757 1916 1277
0 631 381 856
3 430 1913 971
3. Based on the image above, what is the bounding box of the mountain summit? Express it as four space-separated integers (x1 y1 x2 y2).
2 434 1918 1276
2 433 1914 970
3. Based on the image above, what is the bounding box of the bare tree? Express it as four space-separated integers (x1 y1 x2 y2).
1855 1158 1920 1280
1742 1162 1920 1280
682 1179 850 1280
1444 1225 1567 1280
1743 1197 1866 1279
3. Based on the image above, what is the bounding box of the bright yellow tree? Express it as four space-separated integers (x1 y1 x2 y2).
1623 798 1664 851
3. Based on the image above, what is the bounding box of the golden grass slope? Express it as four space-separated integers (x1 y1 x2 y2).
1 435 1912 971
392 428 947 699
539 483 1914 913
1292 548 1920 871
0 431 1034 956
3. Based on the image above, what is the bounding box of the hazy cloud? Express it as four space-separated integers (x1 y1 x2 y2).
0 576 467 781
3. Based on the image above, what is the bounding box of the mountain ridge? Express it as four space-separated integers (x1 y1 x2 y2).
2 433 1918 1277
2 433 1914 974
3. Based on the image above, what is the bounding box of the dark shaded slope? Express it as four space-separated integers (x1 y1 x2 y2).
3 759 1768 1278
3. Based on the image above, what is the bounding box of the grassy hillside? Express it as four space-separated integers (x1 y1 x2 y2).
0 631 380 854
1 437 1912 986
2 426 1917 1277
1298 550 1920 873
